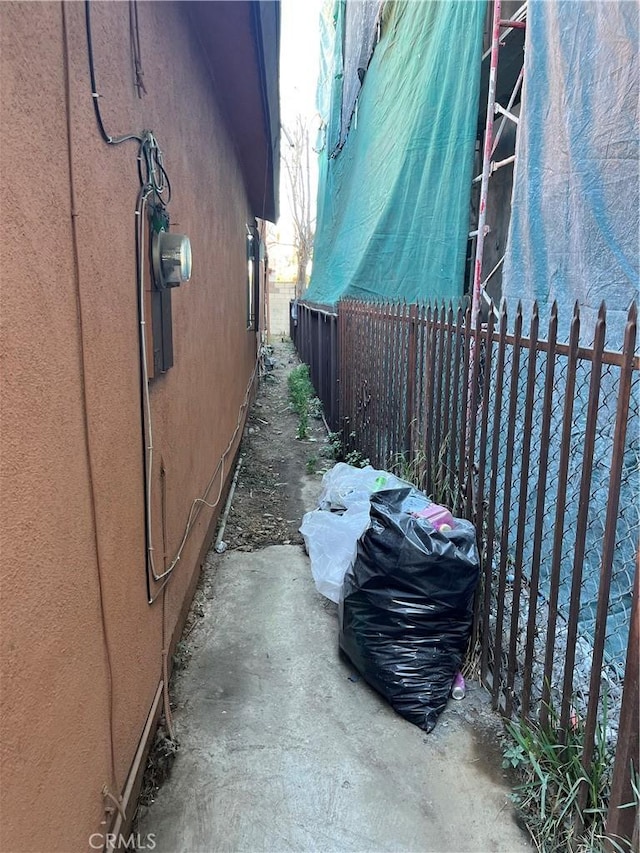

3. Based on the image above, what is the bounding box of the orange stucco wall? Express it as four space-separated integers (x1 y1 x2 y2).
0 3 261 849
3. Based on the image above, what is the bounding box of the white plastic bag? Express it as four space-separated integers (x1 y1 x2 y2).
300 501 371 603
317 462 407 511
300 463 411 602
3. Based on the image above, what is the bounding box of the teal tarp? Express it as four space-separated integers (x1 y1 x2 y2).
306 0 485 306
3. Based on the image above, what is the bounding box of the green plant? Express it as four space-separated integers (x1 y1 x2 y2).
344 449 370 468
306 456 318 475
503 699 620 853
389 449 427 488
325 428 369 467
388 433 461 510
309 397 324 420
288 364 315 439
326 431 343 459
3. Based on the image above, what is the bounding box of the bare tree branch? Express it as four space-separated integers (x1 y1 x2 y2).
282 116 316 298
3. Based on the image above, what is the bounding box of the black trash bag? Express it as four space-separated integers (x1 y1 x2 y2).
339 487 480 732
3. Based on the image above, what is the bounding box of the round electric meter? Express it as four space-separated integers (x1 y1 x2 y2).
152 231 192 288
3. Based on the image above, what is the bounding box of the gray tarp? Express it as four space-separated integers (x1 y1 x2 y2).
502 0 639 347
499 1 638 685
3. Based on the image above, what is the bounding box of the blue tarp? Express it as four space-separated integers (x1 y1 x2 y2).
306 0 485 306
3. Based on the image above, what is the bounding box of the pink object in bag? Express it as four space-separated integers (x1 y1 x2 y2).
413 503 455 531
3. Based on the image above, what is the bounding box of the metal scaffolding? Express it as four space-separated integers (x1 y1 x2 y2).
470 0 527 329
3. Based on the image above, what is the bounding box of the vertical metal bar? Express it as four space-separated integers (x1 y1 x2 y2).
300 304 304 360
377 303 384 466
505 304 539 718
492 302 523 712
441 303 454 495
370 303 376 462
349 302 356 448
433 302 446 495
448 304 464 504
318 310 322 392
478 306 496 683
423 304 435 495
357 302 363 448
521 302 558 720
304 305 309 366
393 304 403 457
358 305 371 456
471 0 502 332
370 304 377 463
370 303 377 462
416 304 427 483
465 309 482 520
340 303 347 447
559 304 606 734
604 558 639 852
337 304 343 429
323 315 328 412
457 304 472 517
577 303 637 821
331 314 337 431
367 306 373 460
540 303 581 727
356 301 363 449
484 302 508 696
380 302 386 466
469 304 485 647
383 302 389 457
335 310 339 433
405 304 418 459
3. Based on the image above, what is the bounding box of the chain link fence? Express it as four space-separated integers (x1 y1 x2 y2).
295 296 638 842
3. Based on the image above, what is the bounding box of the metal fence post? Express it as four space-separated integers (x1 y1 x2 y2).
405 304 418 458
604 557 639 852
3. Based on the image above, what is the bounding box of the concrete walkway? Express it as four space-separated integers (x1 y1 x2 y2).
140 544 531 853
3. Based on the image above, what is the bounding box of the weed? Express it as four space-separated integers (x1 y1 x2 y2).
306 456 318 475
389 449 427 488
502 698 625 853
309 397 324 420
288 364 315 439
326 431 343 460
328 430 369 467
388 434 461 509
344 449 370 468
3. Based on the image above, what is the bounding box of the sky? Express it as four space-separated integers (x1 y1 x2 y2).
280 0 324 127
271 0 324 277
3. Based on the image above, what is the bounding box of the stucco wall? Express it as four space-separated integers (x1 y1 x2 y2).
0 3 260 849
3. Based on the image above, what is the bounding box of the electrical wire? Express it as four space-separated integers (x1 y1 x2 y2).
85 0 142 145
62 0 120 800
136 182 258 596
129 0 147 99
85 0 258 600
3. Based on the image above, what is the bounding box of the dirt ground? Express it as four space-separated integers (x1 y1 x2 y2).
221 341 329 552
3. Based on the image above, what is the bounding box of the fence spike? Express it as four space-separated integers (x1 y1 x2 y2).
628 300 638 323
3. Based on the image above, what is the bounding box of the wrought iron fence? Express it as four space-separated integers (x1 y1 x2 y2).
291 301 339 431
294 296 639 847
